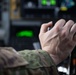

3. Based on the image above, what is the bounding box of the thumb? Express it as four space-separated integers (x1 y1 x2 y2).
40 21 53 34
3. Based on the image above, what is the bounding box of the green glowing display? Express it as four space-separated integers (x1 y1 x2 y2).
42 0 47 5
16 30 33 37
42 0 56 5
50 0 56 5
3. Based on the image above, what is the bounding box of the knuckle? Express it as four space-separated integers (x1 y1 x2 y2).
41 22 47 26
66 37 70 41
61 30 67 37
41 24 45 27
55 26 61 32
68 20 74 22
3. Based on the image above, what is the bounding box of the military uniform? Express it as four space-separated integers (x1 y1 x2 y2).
0 47 59 75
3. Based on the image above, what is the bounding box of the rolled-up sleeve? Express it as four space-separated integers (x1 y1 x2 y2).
0 48 59 75
18 50 59 75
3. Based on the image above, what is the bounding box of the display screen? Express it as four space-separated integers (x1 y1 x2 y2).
21 0 57 8
21 0 76 9
10 26 40 38
41 0 56 6
10 0 76 21
20 0 76 19
57 0 76 20
16 30 34 37
59 0 75 11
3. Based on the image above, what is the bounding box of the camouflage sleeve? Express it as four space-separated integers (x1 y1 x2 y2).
0 47 59 75
18 50 59 75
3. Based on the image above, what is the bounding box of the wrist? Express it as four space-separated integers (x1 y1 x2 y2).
50 54 61 65
49 51 70 65
42 49 61 65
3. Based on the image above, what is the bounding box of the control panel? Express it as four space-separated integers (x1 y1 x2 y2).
10 0 57 20
10 0 20 19
8 25 40 51
1 1 76 75
0 0 2 27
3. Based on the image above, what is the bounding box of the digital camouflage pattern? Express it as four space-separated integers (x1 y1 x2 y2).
0 47 59 75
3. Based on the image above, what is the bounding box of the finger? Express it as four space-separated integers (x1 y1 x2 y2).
70 23 76 35
70 23 76 41
73 33 76 41
63 20 74 35
40 21 53 33
53 19 66 32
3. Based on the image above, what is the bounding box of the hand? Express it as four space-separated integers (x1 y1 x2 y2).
39 19 76 65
